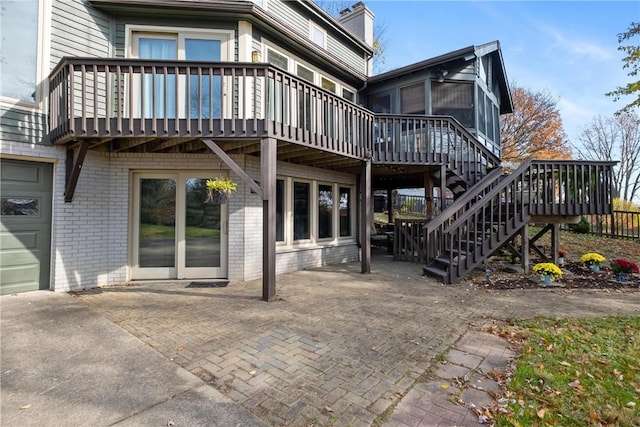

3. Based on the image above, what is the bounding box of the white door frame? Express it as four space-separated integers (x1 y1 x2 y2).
130 171 228 280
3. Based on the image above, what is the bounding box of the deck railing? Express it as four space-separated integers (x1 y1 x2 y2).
373 114 501 186
48 57 373 159
561 210 640 239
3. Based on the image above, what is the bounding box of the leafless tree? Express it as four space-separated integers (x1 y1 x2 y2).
573 113 640 201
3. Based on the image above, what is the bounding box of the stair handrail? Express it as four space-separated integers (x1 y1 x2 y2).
444 160 533 233
424 167 504 262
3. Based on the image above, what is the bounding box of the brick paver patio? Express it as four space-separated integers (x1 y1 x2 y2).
76 252 640 426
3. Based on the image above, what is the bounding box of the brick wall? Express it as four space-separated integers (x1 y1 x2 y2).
1 141 360 291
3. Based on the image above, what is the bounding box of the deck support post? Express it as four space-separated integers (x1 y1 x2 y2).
551 223 560 265
261 138 277 301
520 223 530 272
440 163 447 213
64 141 89 203
386 187 393 225
424 173 434 218
360 156 372 274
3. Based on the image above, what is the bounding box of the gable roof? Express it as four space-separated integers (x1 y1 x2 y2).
368 41 513 114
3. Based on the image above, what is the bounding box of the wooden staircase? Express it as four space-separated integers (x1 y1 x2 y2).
421 160 616 284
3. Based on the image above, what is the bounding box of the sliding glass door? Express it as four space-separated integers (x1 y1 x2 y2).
131 172 227 280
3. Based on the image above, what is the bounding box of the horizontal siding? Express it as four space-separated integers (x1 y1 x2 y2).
266 0 367 75
0 105 47 144
50 0 111 69
266 0 309 40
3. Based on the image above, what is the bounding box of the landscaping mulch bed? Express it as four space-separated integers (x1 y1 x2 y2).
466 261 640 290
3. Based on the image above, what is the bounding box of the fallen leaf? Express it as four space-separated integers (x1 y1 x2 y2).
559 361 571 367
440 384 449 389
589 410 604 422
568 380 580 388
249 370 256 375
324 406 334 413
19 404 31 410
537 408 546 419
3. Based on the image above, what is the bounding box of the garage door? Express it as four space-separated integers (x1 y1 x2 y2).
1 159 53 295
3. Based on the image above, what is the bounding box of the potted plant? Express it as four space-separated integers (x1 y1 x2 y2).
558 248 568 266
206 176 237 204
532 262 563 285
580 252 606 272
609 258 639 282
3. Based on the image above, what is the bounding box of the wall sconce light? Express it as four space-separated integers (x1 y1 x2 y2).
251 50 261 63
437 69 448 83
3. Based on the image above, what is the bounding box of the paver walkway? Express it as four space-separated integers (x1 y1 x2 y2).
76 252 640 426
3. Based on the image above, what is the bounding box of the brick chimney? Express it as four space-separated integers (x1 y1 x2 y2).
338 1 374 48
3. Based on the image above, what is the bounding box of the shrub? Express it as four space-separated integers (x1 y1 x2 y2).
610 259 639 274
568 216 590 234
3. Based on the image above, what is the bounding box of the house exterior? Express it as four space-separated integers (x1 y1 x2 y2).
0 0 615 297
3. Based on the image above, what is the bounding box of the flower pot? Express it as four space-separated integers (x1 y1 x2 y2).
208 190 228 205
616 272 629 282
558 256 565 266
589 263 600 272
541 274 552 285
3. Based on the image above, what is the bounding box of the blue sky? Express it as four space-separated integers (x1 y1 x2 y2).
365 0 639 145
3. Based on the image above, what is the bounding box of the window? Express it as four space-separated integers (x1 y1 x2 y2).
276 179 285 242
297 64 314 83
339 187 351 237
267 49 289 71
401 83 425 114
431 81 474 128
321 77 336 93
1 0 39 102
342 89 355 102
478 92 486 135
130 28 230 119
318 184 333 239
293 181 310 240
310 23 326 48
370 92 393 113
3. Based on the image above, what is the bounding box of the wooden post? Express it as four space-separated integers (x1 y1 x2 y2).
261 138 277 301
440 163 447 213
424 172 433 218
521 223 530 272
386 187 393 225
551 223 560 265
360 157 372 274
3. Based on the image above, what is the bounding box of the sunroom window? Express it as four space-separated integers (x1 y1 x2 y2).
431 81 474 128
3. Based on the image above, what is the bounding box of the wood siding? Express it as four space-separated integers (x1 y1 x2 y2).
0 105 48 145
50 0 111 67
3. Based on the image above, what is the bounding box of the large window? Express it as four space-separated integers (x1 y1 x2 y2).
293 181 311 241
1 0 39 102
129 28 231 119
276 179 285 242
277 178 354 245
431 81 474 128
339 187 351 237
318 184 333 239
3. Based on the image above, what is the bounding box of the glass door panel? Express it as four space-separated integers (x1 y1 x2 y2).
185 38 221 119
184 178 221 268
134 177 177 279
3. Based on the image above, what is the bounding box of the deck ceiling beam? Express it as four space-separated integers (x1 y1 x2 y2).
112 137 158 152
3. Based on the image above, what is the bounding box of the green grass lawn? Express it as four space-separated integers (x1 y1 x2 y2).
140 224 220 238
496 316 640 426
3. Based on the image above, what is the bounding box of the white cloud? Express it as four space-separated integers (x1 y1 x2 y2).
539 23 613 62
